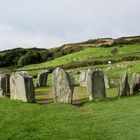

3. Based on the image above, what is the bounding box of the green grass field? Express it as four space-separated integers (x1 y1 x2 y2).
19 44 140 71
1 93 140 140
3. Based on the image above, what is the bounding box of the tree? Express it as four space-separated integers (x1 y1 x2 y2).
17 51 42 67
111 48 119 56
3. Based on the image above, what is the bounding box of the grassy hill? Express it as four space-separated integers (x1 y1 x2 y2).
20 44 140 68
0 35 140 69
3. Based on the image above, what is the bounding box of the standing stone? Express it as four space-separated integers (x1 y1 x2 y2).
86 69 106 100
118 72 130 96
10 72 35 103
104 75 110 89
130 73 140 94
36 71 48 87
0 74 10 97
79 71 87 87
52 67 74 104
86 69 93 101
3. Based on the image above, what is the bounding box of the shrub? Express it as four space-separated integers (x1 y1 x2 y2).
111 48 119 56
17 51 42 67
122 56 140 61
41 50 53 62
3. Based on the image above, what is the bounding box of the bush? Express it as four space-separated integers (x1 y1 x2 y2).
111 48 119 56
41 50 53 62
17 51 42 67
101 44 111 48
122 56 140 61
61 61 110 70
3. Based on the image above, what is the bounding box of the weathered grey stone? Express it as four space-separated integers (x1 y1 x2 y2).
86 69 106 100
104 75 110 89
86 69 93 100
52 67 74 104
0 73 10 97
79 71 87 87
118 72 130 96
10 72 35 103
36 71 48 87
130 73 140 94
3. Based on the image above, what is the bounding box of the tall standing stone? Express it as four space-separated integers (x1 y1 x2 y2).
118 72 130 96
79 71 87 87
10 72 35 103
0 73 10 97
130 73 140 94
86 69 106 100
36 71 48 87
52 67 74 104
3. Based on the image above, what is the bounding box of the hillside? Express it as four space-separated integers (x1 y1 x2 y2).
18 44 140 76
0 35 140 69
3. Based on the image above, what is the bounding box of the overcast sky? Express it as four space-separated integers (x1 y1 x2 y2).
0 0 140 50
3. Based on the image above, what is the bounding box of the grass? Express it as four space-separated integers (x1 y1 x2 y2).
0 93 140 140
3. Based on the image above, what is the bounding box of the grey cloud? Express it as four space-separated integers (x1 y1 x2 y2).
0 0 140 50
